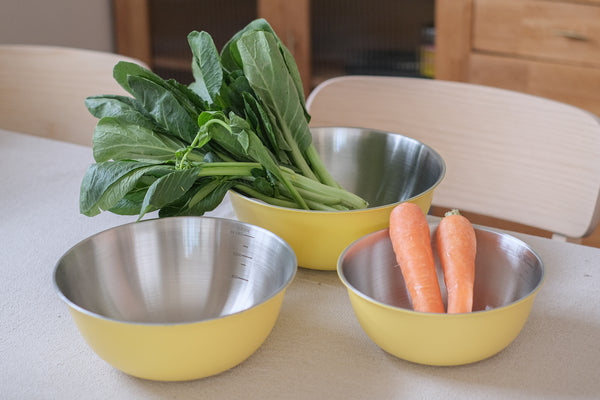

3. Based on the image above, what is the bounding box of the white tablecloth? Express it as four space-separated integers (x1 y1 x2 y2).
1 130 599 399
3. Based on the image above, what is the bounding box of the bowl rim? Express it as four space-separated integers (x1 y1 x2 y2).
229 126 446 214
53 216 298 326
337 224 545 317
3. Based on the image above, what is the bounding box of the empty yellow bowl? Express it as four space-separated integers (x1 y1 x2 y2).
337 225 545 366
230 127 445 270
53 217 297 381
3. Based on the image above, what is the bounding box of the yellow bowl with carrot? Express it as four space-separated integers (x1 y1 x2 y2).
337 223 545 366
230 127 445 270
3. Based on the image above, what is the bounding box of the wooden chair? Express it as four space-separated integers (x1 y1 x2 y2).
0 45 148 147
306 75 600 242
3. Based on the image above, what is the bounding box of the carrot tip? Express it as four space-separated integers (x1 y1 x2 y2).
444 209 461 217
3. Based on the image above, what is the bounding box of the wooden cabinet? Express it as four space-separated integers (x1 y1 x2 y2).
112 0 434 95
113 0 310 93
435 0 600 117
435 0 600 247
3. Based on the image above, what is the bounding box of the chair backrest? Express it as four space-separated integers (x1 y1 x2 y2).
306 75 600 240
0 45 148 147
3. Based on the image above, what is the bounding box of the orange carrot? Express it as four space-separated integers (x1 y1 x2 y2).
389 202 444 313
436 209 477 314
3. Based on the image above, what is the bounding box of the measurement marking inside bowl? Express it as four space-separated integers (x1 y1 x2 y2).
231 229 255 239
233 251 253 259
232 274 249 282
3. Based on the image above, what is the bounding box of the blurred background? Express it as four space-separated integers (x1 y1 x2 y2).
0 0 435 94
4 0 597 116
0 0 114 52
2 0 599 247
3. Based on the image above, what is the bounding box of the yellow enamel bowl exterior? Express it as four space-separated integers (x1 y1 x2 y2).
54 217 297 381
230 127 445 270
64 290 286 381
230 190 434 270
338 226 545 366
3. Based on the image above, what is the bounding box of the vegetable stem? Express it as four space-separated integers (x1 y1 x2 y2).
304 144 343 188
196 162 258 177
233 184 297 208
281 167 368 209
177 129 209 169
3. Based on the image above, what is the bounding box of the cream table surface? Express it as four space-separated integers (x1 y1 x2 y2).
1 129 599 400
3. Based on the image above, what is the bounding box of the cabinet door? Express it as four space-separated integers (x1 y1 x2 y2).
472 0 600 66
434 0 473 81
469 53 600 117
113 0 152 66
113 0 311 93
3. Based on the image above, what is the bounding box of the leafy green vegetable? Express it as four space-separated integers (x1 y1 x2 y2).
138 167 202 219
188 31 223 106
80 19 368 220
91 117 195 163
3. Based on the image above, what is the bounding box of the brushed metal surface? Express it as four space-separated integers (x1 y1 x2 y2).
311 126 445 207
54 217 297 323
339 225 544 311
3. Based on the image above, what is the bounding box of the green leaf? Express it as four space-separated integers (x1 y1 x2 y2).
197 111 306 208
188 30 223 105
138 167 202 219
107 185 149 215
166 78 208 113
127 75 198 143
159 178 236 217
186 179 235 214
80 161 172 216
229 115 251 152
227 113 308 209
113 61 160 96
220 18 308 122
198 111 250 161
92 117 197 163
278 42 310 122
85 95 158 131
234 30 316 182
113 61 206 116
242 92 290 156
220 71 253 116
237 30 312 153
220 18 275 73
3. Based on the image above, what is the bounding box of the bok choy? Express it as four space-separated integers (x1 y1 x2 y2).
80 19 368 220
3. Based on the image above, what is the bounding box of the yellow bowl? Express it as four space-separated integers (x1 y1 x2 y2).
230 127 445 270
66 291 286 381
337 225 545 366
54 217 297 381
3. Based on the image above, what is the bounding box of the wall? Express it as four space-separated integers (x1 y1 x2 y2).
0 0 114 52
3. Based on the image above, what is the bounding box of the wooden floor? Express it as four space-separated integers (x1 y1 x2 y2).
429 206 600 249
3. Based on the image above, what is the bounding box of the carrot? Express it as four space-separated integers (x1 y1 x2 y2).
389 202 445 313
436 209 477 314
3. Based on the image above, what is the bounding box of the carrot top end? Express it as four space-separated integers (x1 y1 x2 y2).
444 209 462 218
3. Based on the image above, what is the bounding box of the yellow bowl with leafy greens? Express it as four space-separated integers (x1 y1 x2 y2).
230 126 445 270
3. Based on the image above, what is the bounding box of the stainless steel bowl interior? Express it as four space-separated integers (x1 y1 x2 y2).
311 127 445 207
339 226 544 311
54 217 297 324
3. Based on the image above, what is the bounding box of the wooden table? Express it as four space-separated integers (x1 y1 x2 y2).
1 129 599 399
